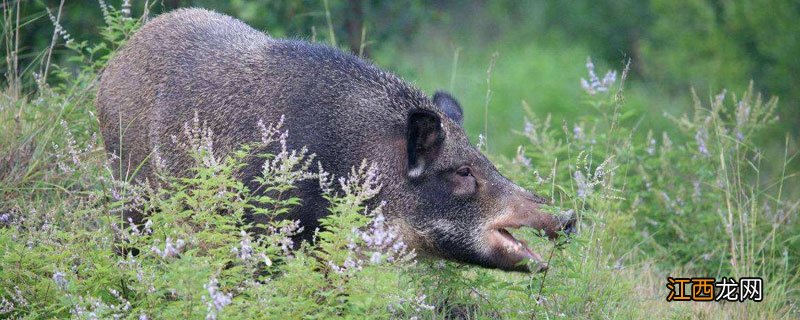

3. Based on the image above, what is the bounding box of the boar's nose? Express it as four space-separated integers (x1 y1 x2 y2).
558 210 577 236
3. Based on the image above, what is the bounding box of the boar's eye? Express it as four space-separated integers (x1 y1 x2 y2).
456 166 472 177
453 166 477 196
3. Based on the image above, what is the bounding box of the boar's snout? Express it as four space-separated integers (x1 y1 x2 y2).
482 193 578 273
557 210 577 237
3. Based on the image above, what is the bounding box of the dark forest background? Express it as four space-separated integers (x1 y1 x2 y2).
7 1 799 150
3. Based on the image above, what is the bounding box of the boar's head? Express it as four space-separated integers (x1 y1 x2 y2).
392 91 576 272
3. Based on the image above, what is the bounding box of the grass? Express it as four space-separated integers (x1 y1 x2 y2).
1 3 798 319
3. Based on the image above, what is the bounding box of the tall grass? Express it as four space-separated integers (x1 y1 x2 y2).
1 3 797 319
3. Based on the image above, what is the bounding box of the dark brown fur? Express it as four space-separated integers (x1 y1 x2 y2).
97 8 574 272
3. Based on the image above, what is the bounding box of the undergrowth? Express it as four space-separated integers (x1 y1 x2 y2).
0 3 797 319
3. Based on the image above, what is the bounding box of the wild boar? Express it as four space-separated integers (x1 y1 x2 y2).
96 8 575 272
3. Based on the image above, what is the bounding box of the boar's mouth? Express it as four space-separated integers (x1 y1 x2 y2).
484 214 551 273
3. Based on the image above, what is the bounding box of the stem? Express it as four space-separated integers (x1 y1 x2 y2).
323 0 337 46
449 47 461 92
43 0 66 84
535 241 559 311
483 52 498 152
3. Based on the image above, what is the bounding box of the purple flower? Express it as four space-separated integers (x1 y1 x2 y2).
52 271 68 290
203 277 232 320
580 57 617 95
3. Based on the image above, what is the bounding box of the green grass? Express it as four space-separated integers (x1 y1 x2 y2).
1 4 798 319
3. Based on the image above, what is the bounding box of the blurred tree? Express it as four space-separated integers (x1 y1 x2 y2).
4 0 798 133
189 0 430 56
642 0 799 134
543 0 652 75
724 0 800 132
642 0 753 93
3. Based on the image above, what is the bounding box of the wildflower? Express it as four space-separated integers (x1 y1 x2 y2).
151 145 168 173
231 230 253 260
275 220 303 254
327 260 345 274
328 204 414 273
53 271 68 290
317 162 334 194
358 212 413 264
513 146 531 167
695 127 710 157
390 294 435 315
647 138 657 156
572 154 614 200
46 7 72 44
257 115 285 146
412 294 435 312
98 0 110 20
203 278 232 320
9 287 27 309
178 111 220 169
602 69 617 87
0 213 10 226
0 298 13 315
369 252 382 264
573 124 584 141
523 120 535 136
580 79 591 93
735 130 745 142
713 90 727 107
258 122 317 187
259 253 273 267
391 241 406 253
151 237 185 258
343 257 361 270
735 100 750 141
476 134 487 151
121 0 132 18
338 161 382 206
580 57 617 95
108 288 131 311
574 170 589 199
660 191 671 204
361 212 390 247
52 120 83 174
661 132 673 153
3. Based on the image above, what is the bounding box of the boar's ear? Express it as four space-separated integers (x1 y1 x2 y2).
407 109 444 179
433 91 463 126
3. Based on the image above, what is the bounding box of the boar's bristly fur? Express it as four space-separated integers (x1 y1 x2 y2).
97 8 575 272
